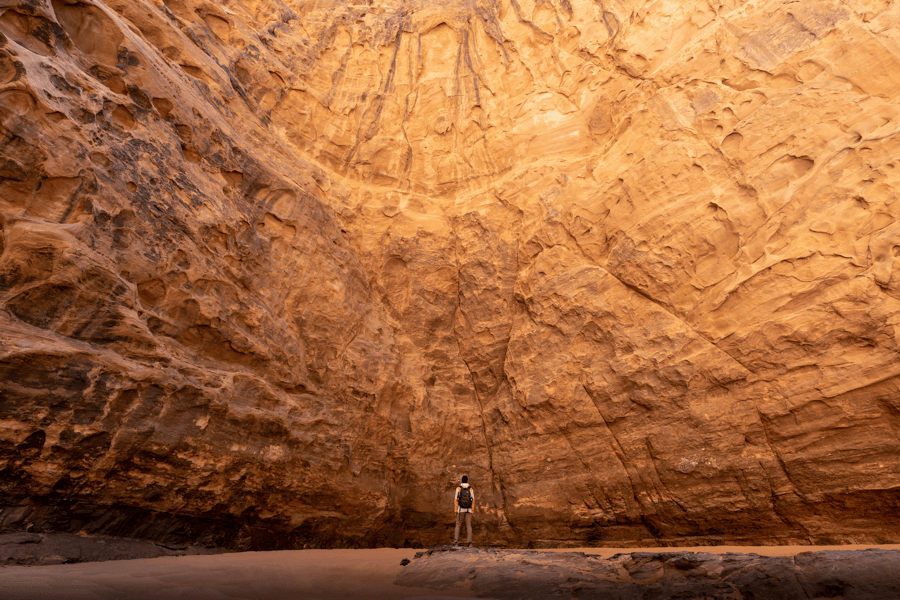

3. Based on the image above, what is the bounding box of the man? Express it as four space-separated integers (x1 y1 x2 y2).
453 475 474 547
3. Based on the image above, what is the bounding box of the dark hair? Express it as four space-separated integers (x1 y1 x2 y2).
462 475 468 483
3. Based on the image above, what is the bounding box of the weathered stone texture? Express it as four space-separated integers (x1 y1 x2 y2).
1 0 899 548
397 547 900 599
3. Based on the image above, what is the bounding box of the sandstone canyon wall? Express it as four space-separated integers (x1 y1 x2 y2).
1 0 900 549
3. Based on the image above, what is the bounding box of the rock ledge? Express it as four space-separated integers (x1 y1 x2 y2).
397 547 900 599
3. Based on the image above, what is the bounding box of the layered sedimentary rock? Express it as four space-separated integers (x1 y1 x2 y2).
1 0 899 548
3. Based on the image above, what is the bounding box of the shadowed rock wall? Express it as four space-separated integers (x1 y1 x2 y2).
1 0 899 548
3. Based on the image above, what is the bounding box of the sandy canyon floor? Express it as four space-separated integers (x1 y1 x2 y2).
3 545 900 599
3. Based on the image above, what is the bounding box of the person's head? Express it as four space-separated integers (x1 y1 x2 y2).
462 475 468 483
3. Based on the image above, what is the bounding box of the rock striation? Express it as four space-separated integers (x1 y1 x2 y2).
0 0 899 549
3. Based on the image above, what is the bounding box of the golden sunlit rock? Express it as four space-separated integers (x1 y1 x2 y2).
1 0 899 548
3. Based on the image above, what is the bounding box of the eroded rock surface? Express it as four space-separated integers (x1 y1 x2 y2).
397 547 900 599
0 532 217 565
0 0 899 548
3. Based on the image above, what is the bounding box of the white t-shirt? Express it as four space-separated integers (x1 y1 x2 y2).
455 484 474 513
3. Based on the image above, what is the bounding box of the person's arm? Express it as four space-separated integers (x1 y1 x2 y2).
454 487 459 513
471 488 475 514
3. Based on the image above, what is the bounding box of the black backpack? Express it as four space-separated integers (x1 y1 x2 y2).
458 486 473 509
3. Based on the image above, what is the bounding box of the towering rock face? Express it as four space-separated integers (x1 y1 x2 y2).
1 0 899 548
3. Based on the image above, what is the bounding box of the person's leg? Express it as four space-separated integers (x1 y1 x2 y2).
465 511 472 545
453 511 461 544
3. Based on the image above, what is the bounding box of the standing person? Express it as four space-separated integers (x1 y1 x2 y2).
453 475 474 547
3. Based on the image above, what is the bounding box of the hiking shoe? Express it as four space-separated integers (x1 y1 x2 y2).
467 543 473 548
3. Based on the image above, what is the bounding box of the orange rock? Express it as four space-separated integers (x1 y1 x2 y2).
0 0 899 549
